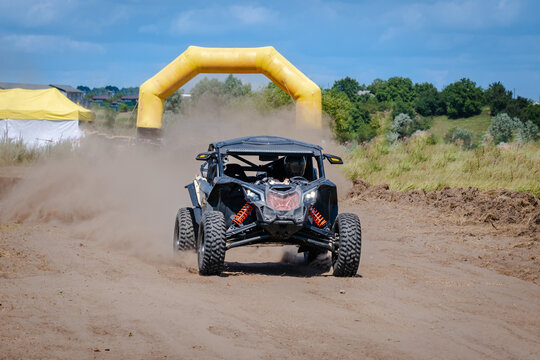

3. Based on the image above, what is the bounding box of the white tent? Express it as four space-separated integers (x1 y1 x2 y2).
0 88 93 147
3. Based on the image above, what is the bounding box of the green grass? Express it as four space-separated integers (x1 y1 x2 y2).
0 136 75 167
81 109 136 137
430 107 492 143
343 135 540 197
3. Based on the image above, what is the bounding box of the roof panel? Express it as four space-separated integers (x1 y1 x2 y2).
212 136 322 155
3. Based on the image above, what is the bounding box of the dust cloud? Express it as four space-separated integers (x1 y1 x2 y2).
0 99 349 264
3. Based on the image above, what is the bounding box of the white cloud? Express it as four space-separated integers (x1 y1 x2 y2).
229 5 275 25
1 34 104 54
172 4 276 34
380 0 523 36
0 0 73 27
27 0 65 26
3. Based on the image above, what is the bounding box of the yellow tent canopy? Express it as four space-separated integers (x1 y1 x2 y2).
0 88 93 121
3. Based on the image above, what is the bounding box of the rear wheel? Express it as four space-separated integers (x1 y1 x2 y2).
197 211 226 276
332 213 362 277
173 208 196 252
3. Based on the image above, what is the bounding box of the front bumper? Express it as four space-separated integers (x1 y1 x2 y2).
225 218 335 252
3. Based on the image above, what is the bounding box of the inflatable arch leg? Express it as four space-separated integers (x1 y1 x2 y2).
136 46 321 138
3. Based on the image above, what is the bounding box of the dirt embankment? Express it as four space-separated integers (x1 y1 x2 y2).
350 178 540 238
350 178 539 284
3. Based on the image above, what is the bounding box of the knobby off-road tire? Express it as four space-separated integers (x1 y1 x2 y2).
173 208 196 252
332 213 362 277
197 211 226 276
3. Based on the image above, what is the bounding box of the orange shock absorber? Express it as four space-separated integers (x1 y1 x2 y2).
233 202 254 226
308 205 327 227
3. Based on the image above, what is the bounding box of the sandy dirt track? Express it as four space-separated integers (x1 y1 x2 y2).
1 197 539 359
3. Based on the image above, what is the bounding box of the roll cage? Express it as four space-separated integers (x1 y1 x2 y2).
196 136 335 184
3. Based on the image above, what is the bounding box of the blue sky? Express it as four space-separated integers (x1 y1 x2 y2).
1 0 539 99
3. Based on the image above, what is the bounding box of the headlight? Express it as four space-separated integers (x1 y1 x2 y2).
303 189 317 201
245 188 261 202
267 190 300 211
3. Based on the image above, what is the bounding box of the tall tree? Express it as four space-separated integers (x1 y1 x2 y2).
322 89 353 142
505 96 532 120
441 78 483 118
77 85 90 93
372 77 415 104
105 85 119 93
223 74 251 97
258 82 293 110
332 77 362 101
414 82 442 116
164 89 184 113
523 104 540 127
190 77 225 101
484 82 512 115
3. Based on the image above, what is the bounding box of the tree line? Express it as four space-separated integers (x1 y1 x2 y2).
323 76 539 143
79 75 539 143
77 85 139 97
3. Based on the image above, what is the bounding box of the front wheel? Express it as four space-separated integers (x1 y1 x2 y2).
332 213 362 277
197 211 226 276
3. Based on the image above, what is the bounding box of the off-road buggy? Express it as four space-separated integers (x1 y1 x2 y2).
174 136 361 277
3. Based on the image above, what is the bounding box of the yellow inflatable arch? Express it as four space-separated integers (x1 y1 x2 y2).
136 46 321 136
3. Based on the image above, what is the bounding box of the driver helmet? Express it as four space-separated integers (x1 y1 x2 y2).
284 155 306 178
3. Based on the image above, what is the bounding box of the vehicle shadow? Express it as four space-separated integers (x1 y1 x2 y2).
222 261 331 277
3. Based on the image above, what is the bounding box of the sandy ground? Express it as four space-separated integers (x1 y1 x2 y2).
0 109 538 359
1 197 539 359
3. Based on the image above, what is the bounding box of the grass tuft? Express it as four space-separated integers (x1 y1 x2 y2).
344 136 540 197
0 135 75 167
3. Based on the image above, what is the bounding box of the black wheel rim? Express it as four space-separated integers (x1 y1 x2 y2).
198 226 205 268
332 226 340 266
173 219 180 251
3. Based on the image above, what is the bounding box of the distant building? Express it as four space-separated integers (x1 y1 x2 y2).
88 94 139 111
118 94 138 107
90 95 110 106
0 82 83 104
49 84 83 104
0 82 49 90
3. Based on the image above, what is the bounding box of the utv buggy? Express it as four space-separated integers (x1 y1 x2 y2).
174 136 362 277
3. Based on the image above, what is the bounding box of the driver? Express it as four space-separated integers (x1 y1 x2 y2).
261 155 308 185
284 155 306 179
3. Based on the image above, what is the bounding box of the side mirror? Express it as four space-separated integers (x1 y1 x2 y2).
196 151 215 161
324 154 343 164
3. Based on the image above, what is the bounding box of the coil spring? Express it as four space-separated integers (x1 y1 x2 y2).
233 202 254 225
308 205 327 227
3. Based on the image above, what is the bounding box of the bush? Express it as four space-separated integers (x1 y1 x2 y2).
104 107 116 128
517 120 539 143
386 131 400 143
118 103 130 112
487 113 520 144
391 100 415 119
444 127 474 149
391 113 413 138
